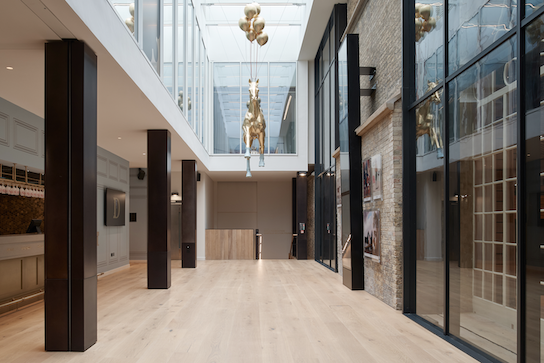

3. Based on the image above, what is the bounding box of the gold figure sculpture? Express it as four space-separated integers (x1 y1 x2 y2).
416 81 443 156
239 3 268 177
243 79 266 175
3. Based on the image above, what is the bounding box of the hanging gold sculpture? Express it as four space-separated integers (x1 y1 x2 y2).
239 3 268 177
415 3 436 42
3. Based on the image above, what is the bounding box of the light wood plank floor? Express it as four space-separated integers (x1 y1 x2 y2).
0 260 478 363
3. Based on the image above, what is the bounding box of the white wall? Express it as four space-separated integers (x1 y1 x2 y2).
129 168 147 260
0 97 44 172
97 147 130 273
214 180 292 259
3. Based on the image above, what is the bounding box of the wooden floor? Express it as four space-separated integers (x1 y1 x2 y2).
0 260 478 363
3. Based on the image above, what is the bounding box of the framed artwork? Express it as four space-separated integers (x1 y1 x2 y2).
363 158 372 202
363 210 380 262
105 188 126 226
371 154 382 200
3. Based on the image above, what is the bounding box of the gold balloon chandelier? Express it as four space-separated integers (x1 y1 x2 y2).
415 3 436 42
239 3 268 177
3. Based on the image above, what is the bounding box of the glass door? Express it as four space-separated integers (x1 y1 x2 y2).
524 15 544 361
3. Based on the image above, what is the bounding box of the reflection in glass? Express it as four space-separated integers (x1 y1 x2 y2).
142 0 161 74
415 1 444 99
269 63 296 154
448 0 516 73
448 38 517 362
213 63 240 154
416 91 444 328
187 3 193 127
163 2 174 96
177 0 185 114
526 0 544 17
112 0 138 40
524 13 544 361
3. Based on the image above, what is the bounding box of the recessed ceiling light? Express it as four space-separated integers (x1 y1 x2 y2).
117 137 122 140
143 152 146 155
6 66 13 70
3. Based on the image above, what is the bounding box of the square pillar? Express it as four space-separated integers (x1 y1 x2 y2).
147 130 171 289
182 160 197 268
45 40 97 352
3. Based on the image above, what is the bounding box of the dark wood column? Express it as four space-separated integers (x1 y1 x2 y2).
296 172 308 260
147 130 171 289
182 160 197 268
45 40 97 352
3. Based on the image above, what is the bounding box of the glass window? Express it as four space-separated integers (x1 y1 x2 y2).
269 63 296 154
142 0 161 74
163 1 174 96
448 0 516 73
416 1 444 99
415 88 445 328
112 0 138 40
195 24 200 136
213 63 240 154
177 0 185 114
526 0 544 17
524 14 544 361
201 41 206 144
187 3 194 127
448 37 517 362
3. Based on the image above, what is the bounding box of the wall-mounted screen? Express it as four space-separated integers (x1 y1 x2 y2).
105 188 125 226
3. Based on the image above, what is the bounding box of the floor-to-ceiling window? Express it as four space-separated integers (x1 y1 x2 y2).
314 5 346 271
404 0 544 361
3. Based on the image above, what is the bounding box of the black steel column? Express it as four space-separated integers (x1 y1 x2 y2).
147 130 171 289
45 40 97 352
296 172 308 260
182 160 197 268
346 34 363 290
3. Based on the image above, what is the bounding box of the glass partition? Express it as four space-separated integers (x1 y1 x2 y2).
415 0 444 99
163 1 174 96
177 0 185 114
213 63 241 154
142 0 160 74
187 2 194 127
448 37 517 362
448 0 516 74
269 63 296 154
112 0 138 40
524 13 544 361
415 88 445 328
195 24 200 136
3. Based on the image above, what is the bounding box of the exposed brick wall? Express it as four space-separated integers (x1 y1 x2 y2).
344 0 403 310
361 104 403 310
0 195 45 235
350 0 402 121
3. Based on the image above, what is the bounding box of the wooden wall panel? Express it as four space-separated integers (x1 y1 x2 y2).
205 229 254 260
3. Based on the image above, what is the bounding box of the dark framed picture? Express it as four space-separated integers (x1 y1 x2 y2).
363 210 380 262
105 188 126 226
363 158 372 202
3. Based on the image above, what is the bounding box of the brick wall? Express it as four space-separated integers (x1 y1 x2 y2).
346 0 404 309
0 195 45 235
361 104 403 309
